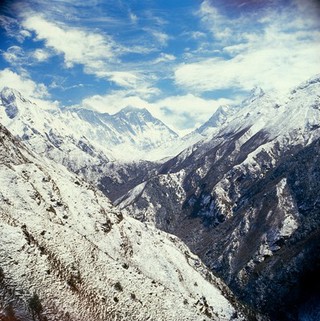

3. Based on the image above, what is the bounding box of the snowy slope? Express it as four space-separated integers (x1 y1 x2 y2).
166 87 269 160
118 74 320 235
0 123 246 321
0 85 242 203
196 104 238 137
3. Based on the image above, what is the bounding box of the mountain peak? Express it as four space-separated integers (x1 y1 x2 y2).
117 106 151 117
251 85 265 96
0 86 30 103
115 106 162 126
1 86 18 103
62 103 179 159
291 73 320 94
1 86 18 96
242 86 265 105
0 86 20 119
196 104 236 136
0 117 246 321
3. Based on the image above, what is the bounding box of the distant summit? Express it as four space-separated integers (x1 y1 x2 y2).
0 87 179 161
68 105 179 158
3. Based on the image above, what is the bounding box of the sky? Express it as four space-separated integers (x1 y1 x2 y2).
0 0 319 134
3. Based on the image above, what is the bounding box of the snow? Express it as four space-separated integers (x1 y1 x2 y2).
115 76 320 277
0 123 244 321
276 178 299 238
2 73 320 164
158 170 186 201
63 106 180 161
280 215 299 238
116 169 188 225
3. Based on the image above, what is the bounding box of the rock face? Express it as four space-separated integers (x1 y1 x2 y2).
0 123 247 321
1 87 19 119
219 138 320 320
117 75 320 320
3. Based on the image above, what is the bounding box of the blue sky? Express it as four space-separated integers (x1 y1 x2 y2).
0 0 319 134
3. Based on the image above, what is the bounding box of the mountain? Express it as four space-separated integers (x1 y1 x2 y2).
0 87 180 163
116 75 320 320
2 74 320 319
0 87 112 171
0 122 248 321
63 105 179 160
0 86 245 203
0 87 180 201
178 87 264 154
196 104 237 137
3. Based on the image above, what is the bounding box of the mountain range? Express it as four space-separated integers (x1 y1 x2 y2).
0 119 247 320
1 74 320 320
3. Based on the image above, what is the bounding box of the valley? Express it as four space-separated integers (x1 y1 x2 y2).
1 74 320 320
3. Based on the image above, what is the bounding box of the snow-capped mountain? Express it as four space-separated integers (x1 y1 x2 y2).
63 105 179 160
2 74 320 320
0 86 179 163
177 86 265 154
195 104 238 137
0 87 112 172
0 86 179 201
116 74 320 320
0 122 247 321
0 86 242 204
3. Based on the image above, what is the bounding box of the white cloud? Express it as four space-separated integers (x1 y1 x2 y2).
22 14 117 73
104 71 140 88
78 91 151 115
0 68 48 98
2 46 51 66
151 94 233 133
198 1 234 41
0 15 31 42
49 79 84 91
190 31 206 39
154 53 176 64
144 11 168 26
0 68 59 110
147 29 170 46
19 14 161 90
32 48 51 62
20 29 32 39
2 46 25 65
129 12 138 24
175 0 320 94
175 40 320 93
